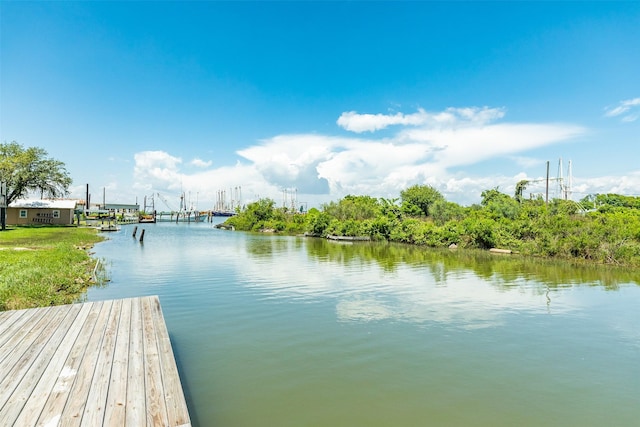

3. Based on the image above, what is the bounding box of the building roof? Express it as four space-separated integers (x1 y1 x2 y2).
9 199 77 209
103 203 139 210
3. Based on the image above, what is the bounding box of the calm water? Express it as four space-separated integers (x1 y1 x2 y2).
87 222 640 427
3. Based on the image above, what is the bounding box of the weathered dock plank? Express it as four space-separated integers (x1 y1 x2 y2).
82 298 122 426
0 296 191 427
153 299 190 427
0 308 38 357
104 297 131 425
37 300 105 427
0 304 82 426
142 296 170 427
12 303 92 427
0 305 70 417
61 299 114 427
125 297 146 427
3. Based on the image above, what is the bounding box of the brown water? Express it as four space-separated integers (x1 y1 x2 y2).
87 222 640 426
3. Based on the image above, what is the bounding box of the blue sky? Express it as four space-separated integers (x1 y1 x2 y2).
1 1 639 209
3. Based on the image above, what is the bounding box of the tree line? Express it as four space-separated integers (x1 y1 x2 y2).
3 141 639 267
224 184 640 267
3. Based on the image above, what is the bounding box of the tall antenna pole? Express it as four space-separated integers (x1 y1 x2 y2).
545 161 550 205
557 158 564 200
567 160 573 200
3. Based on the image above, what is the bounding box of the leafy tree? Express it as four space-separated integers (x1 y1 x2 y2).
0 142 72 205
462 215 497 249
430 199 466 225
306 208 331 235
514 179 529 203
225 198 276 231
323 195 380 220
480 188 520 219
379 197 402 219
400 184 444 217
249 198 276 222
592 193 640 210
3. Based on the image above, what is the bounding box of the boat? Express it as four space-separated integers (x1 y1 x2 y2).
212 188 240 217
211 210 236 217
139 214 156 223
139 194 157 223
99 221 120 232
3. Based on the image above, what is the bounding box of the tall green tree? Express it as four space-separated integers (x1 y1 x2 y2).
0 142 72 205
480 188 520 219
323 195 380 220
400 184 444 217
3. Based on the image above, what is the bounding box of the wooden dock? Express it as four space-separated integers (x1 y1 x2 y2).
0 296 191 426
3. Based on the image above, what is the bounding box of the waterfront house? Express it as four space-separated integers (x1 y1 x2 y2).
6 199 77 225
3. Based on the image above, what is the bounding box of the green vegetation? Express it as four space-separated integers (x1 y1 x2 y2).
0 141 72 205
223 185 640 267
0 226 104 310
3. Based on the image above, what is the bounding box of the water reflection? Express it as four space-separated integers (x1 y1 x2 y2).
88 225 640 426
238 236 640 329
303 238 640 289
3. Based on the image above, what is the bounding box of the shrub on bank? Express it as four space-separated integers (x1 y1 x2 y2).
221 187 640 267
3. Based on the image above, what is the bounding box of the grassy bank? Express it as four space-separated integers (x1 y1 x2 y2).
0 226 104 310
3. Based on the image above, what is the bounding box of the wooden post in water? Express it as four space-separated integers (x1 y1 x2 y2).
139 229 145 243
132 226 138 238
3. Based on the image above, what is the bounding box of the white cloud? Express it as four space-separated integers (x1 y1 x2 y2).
133 151 183 191
112 106 640 208
336 109 429 133
604 98 640 122
572 171 640 198
134 150 182 172
191 158 213 168
337 106 506 133
235 107 585 202
400 122 584 169
237 134 340 194
509 156 545 169
130 150 280 210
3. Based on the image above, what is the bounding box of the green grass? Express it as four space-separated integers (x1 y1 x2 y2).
0 226 105 310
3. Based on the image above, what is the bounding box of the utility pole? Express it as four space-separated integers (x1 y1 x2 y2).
567 160 573 200
86 184 90 215
558 158 564 199
545 161 550 205
0 181 6 231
